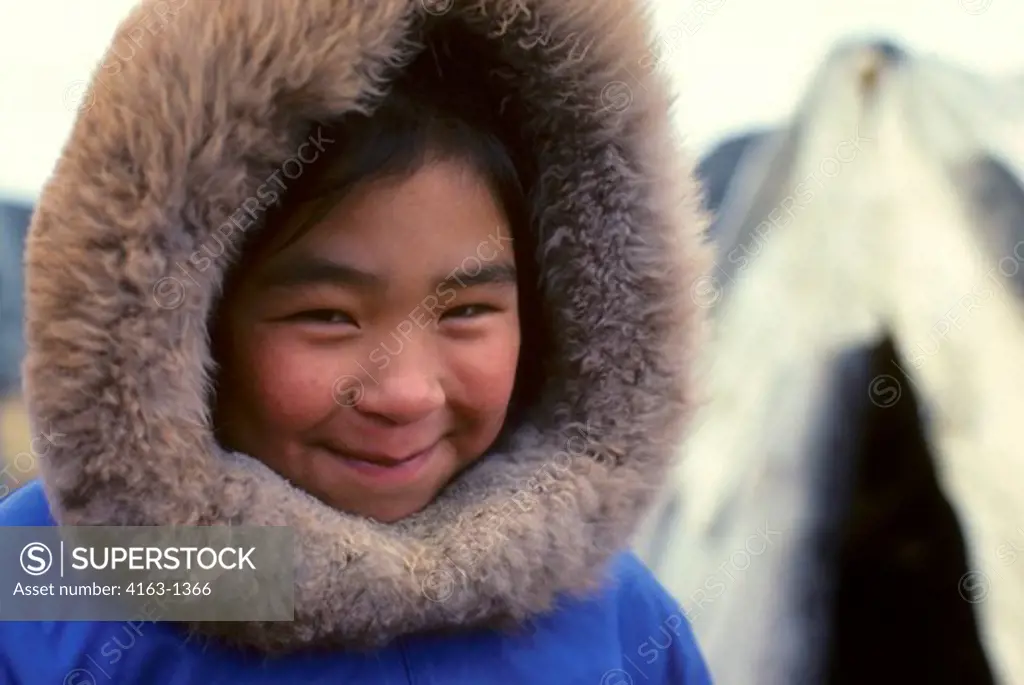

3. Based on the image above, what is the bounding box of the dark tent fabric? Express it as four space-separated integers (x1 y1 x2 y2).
0 200 30 397
955 155 1024 301
696 130 771 218
825 337 994 685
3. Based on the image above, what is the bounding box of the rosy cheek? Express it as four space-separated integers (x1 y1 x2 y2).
240 334 340 430
444 327 521 415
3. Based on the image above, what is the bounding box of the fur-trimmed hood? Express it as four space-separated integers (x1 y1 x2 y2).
24 0 708 652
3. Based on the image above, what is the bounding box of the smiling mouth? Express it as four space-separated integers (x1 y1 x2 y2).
336 443 439 468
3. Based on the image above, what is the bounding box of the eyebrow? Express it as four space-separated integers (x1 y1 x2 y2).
257 256 384 291
256 256 517 293
437 261 518 291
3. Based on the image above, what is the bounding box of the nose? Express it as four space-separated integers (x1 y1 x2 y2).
353 343 445 425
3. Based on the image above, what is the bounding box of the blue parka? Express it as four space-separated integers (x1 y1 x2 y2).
1 481 709 683
0 0 713 683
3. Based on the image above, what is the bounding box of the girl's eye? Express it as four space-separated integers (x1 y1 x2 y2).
293 309 356 325
441 304 498 320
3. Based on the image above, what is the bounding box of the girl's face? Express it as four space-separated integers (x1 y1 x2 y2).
212 161 521 522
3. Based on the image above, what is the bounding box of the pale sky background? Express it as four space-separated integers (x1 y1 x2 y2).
0 0 1021 203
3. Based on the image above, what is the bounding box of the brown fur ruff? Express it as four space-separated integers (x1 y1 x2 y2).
23 0 709 652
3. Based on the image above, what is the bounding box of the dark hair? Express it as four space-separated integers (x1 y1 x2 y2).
232 37 546 418
258 64 528 256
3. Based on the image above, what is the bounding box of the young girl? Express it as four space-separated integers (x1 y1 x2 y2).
0 0 712 682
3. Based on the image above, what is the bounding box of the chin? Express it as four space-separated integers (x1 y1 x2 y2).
314 482 443 523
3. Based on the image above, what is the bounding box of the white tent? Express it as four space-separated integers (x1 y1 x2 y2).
635 38 1024 683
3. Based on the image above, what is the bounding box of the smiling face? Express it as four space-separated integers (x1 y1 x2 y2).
211 160 521 522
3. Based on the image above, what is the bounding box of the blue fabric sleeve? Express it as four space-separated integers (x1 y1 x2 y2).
609 553 713 685
0 479 54 526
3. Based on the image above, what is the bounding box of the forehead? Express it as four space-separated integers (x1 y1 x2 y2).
284 161 514 270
